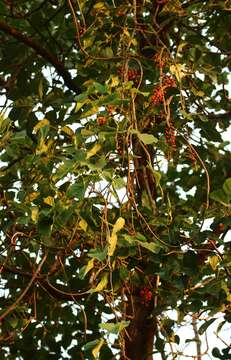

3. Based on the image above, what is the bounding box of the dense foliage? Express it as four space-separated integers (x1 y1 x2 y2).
0 0 231 359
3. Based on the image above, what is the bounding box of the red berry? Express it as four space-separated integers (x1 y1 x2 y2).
97 116 106 126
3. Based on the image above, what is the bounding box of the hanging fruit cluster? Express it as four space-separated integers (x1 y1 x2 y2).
151 86 165 105
153 52 169 68
162 75 176 88
151 75 176 106
117 67 141 82
139 286 152 306
165 121 176 150
97 116 107 126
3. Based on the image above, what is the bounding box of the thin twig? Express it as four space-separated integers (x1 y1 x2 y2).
0 253 47 322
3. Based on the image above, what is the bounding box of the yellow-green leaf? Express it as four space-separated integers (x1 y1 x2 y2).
112 217 125 234
80 105 99 118
75 100 88 112
38 80 43 100
170 63 186 82
92 339 104 359
191 87 205 97
209 255 219 271
61 126 74 138
36 139 47 154
99 321 130 334
83 38 94 49
108 233 117 257
33 119 50 133
27 192 39 202
81 129 94 137
109 76 120 87
93 2 105 10
84 258 94 277
147 164 161 186
44 196 54 206
31 207 39 222
89 273 108 293
79 218 88 232
138 133 158 145
86 144 101 159
108 217 125 256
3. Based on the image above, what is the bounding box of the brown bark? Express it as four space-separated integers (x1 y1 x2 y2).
122 295 156 360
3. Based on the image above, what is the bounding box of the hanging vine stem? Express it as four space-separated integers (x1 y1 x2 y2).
73 0 86 30
214 331 231 349
182 134 210 211
67 0 124 61
0 253 48 322
192 314 202 360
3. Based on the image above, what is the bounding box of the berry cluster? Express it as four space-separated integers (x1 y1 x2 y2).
140 287 152 306
151 86 164 105
153 53 169 68
97 116 106 126
165 121 176 150
107 105 116 115
157 0 169 4
162 75 176 88
214 223 225 236
117 67 140 81
151 75 176 106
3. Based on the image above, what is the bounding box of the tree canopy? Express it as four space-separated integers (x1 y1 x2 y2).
0 0 231 359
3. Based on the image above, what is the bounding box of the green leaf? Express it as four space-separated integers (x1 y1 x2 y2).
212 347 222 358
198 318 216 335
8 318 19 328
223 178 231 196
99 321 130 334
66 180 86 200
97 94 128 106
88 273 108 293
86 144 101 159
138 133 158 145
82 339 101 352
103 47 114 58
12 130 27 141
112 177 126 189
80 105 99 118
94 82 107 94
79 258 94 280
92 338 104 359
137 241 160 254
88 247 108 261
210 189 230 206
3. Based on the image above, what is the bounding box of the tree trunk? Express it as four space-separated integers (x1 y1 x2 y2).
122 295 156 360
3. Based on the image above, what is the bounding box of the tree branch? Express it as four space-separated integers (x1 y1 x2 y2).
0 20 81 94
0 254 47 322
207 111 231 122
1 263 87 301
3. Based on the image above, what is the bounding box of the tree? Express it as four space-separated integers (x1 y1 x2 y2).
0 0 231 359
